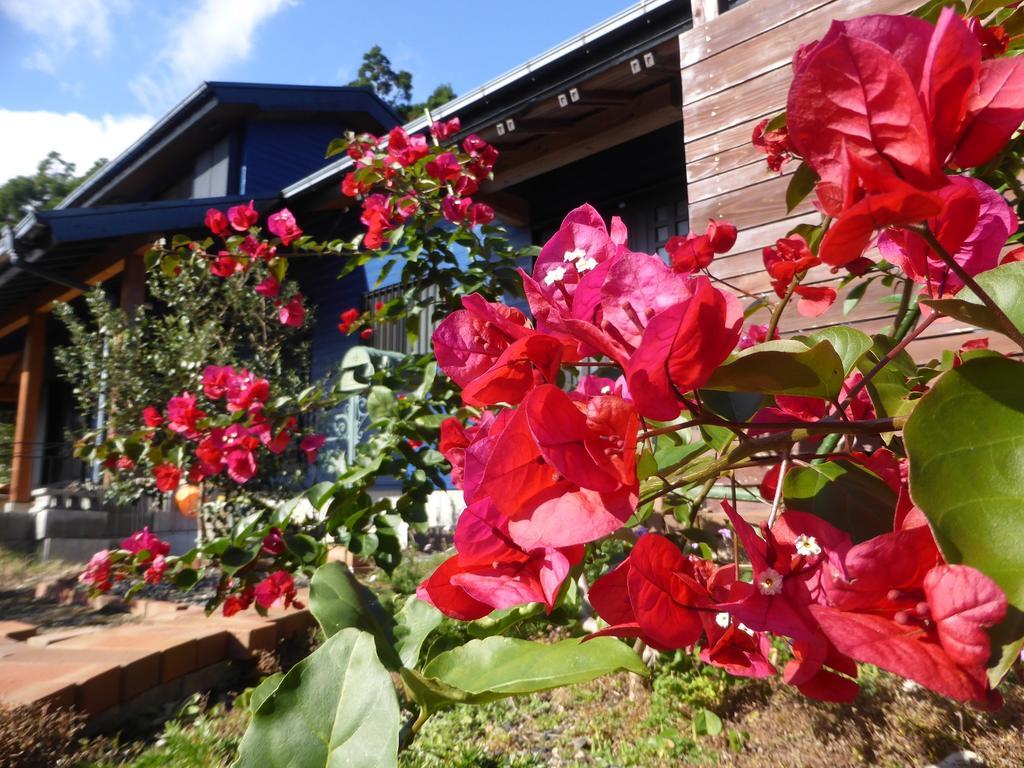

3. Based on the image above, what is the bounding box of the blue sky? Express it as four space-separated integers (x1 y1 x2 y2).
0 0 633 183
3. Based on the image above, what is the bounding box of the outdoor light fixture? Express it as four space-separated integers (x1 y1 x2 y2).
495 123 506 136
643 51 656 68
569 87 580 102
629 58 642 74
558 93 569 108
505 118 516 132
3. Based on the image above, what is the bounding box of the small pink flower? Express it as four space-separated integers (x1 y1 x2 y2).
142 406 164 428
278 294 306 327
145 554 168 585
225 449 258 484
254 570 299 610
254 275 281 298
223 585 254 617
121 527 170 561
205 208 230 237
80 549 113 592
262 528 286 556
426 152 461 183
300 434 325 464
267 208 303 246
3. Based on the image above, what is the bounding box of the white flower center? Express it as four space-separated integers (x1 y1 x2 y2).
563 248 586 263
738 623 754 636
600 385 612 394
757 567 784 596
794 534 821 557
715 612 731 629
543 265 567 286
577 256 599 273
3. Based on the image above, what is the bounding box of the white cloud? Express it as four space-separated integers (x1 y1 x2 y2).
0 110 155 184
0 0 131 73
130 0 295 113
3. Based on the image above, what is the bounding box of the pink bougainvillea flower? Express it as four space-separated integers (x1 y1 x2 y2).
442 195 473 224
425 151 462 183
166 393 205 439
387 126 429 167
205 208 230 237
210 253 242 278
877 176 1017 296
80 549 113 592
793 284 837 318
267 209 303 246
338 308 361 334
254 275 281 298
752 118 793 172
431 116 461 142
121 527 171 561
225 449 257 484
952 52 1024 169
782 634 860 703
624 276 743 421
737 323 777 350
142 405 164 428
667 219 737 274
227 200 259 232
254 570 300 610
144 554 168 585
262 527 286 556
225 370 270 413
763 234 819 297
277 294 306 327
468 202 494 226
300 434 325 464
202 365 233 400
718 502 851 643
417 498 584 620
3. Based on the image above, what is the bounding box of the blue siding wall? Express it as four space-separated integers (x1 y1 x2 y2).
241 122 345 197
297 257 369 381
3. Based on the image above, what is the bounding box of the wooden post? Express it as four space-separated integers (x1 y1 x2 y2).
9 312 46 504
691 0 720 26
120 250 146 317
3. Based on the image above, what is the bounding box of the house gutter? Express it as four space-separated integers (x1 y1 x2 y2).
0 222 91 293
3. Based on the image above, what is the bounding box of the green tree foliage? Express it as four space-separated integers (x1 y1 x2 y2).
348 47 455 121
0 152 105 226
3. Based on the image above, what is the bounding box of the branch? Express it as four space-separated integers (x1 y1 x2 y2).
916 225 1024 351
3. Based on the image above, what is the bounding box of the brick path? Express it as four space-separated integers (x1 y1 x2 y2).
0 591 314 719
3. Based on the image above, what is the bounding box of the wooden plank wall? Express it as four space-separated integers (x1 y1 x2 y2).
679 0 1014 365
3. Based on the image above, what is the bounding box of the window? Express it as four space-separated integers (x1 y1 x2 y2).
191 136 231 199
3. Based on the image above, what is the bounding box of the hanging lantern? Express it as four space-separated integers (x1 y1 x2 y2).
174 484 202 518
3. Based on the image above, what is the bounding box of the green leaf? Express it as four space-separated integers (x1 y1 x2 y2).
843 281 869 315
308 562 402 669
855 335 916 419
466 603 544 639
782 461 897 542
904 357 1024 682
325 137 348 158
284 533 322 565
394 597 443 669
765 112 786 132
235 628 399 768
248 672 285 713
921 261 1024 338
220 546 258 576
801 326 873 375
367 385 397 422
705 340 845 399
693 708 723 738
698 390 766 423
406 636 647 715
785 162 818 213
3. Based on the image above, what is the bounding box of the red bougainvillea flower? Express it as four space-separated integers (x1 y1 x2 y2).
877 176 1017 297
752 118 793 172
205 208 230 237
254 275 280 298
195 429 227 476
763 234 819 297
267 208 303 246
417 498 584 621
782 633 860 703
225 448 257 484
80 550 113 592
386 126 429 167
623 275 743 421
696 565 776 678
360 194 394 249
227 200 259 232
431 116 461 142
202 365 232 400
814 563 1007 707
338 308 361 334
442 195 473 224
142 405 164 428
966 18 1009 60
359 327 373 341
210 253 242 278
300 434 325 464
224 370 270 413
468 201 495 226
753 373 874 440
737 323 777 350
719 502 851 643
223 585 255 617
254 570 300 610
666 218 737 274
166 393 205 439
474 385 638 550
589 533 717 651
277 294 306 327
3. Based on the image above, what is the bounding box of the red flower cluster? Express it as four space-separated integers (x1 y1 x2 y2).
134 365 324 491
201 203 307 327
666 219 737 274
752 119 793 173
339 123 499 247
79 527 173 592
785 10 1024 272
761 234 837 317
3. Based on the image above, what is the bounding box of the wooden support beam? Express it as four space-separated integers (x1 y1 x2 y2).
485 84 682 191
0 238 149 340
120 249 147 316
691 0 720 26
9 312 46 503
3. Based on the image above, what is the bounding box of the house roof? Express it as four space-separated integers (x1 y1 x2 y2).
283 0 690 200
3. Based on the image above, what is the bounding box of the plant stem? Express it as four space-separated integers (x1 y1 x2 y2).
767 454 789 528
892 278 914 336
917 225 1024 351
765 279 798 340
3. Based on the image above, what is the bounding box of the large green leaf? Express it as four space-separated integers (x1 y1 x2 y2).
785 162 818 213
235 628 400 768
309 562 402 669
855 335 917 419
801 327 873 375
922 261 1024 337
394 596 443 669
782 460 897 542
704 340 845 399
904 356 1024 681
403 636 647 715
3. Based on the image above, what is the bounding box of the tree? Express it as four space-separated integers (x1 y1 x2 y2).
348 47 455 121
0 152 105 226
